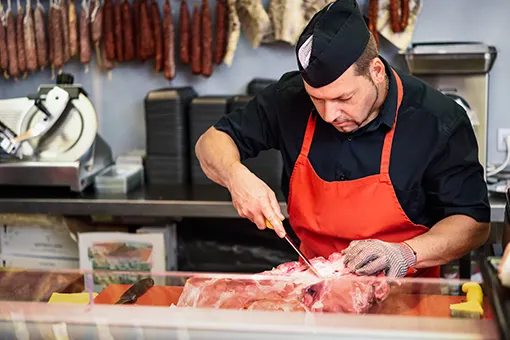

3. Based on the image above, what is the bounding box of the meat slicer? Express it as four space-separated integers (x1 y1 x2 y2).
0 74 113 192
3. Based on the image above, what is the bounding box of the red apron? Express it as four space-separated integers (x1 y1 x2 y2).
288 69 440 278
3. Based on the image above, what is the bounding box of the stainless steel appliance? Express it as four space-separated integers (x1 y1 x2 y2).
0 74 113 191
402 42 497 174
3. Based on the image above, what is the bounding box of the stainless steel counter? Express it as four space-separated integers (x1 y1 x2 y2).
0 184 505 222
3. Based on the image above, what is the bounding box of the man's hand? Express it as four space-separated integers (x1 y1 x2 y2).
342 239 416 278
227 162 286 238
498 244 510 283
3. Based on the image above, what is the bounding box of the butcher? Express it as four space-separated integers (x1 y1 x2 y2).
195 0 490 278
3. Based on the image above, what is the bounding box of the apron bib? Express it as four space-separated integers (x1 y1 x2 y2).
287 68 440 278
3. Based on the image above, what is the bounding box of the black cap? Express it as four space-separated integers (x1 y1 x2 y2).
296 0 370 88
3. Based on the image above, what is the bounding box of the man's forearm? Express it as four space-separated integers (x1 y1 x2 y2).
405 215 490 268
195 127 245 188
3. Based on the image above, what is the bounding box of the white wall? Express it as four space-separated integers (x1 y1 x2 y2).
0 0 507 166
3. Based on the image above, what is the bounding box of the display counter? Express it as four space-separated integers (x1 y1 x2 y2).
0 184 505 222
0 266 501 339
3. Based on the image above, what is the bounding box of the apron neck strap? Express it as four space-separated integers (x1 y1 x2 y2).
301 113 317 157
380 68 404 175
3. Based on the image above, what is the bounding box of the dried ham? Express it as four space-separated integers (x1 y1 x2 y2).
177 253 391 314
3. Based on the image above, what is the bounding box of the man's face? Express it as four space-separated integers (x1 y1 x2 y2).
304 60 385 133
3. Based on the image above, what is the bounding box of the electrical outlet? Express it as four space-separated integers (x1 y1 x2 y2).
498 128 510 151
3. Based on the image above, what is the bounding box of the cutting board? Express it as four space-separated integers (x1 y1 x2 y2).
94 284 493 319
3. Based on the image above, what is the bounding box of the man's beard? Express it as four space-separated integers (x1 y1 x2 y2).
343 77 379 132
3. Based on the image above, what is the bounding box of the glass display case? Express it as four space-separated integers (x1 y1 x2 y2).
0 266 500 339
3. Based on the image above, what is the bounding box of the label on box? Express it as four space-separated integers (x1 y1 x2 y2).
1 225 79 258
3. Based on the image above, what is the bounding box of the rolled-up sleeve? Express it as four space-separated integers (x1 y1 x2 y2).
423 110 490 224
213 84 280 161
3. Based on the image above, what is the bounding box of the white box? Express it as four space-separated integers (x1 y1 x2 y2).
0 225 79 259
1 254 79 270
137 224 177 271
78 232 166 293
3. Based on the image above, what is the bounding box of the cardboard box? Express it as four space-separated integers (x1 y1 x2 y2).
1 254 79 270
0 225 78 259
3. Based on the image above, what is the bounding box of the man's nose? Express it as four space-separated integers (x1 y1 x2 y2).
323 101 339 123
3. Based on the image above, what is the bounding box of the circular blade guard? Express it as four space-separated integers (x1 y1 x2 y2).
18 94 98 162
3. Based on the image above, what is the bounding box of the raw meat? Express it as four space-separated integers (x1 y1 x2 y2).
176 253 391 314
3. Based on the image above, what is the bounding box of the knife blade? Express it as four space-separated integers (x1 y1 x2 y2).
265 220 323 279
114 277 155 304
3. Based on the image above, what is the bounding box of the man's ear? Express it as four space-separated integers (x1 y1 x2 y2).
370 57 386 84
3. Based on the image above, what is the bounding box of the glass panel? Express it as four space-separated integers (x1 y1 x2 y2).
0 266 498 339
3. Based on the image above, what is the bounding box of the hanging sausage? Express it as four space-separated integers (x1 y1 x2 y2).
34 0 47 69
16 0 27 77
68 0 77 58
368 0 379 47
91 0 102 67
162 0 174 80
0 2 9 77
200 0 212 77
60 0 70 62
79 0 91 71
151 0 162 72
179 0 190 65
103 0 115 61
213 0 227 65
390 0 409 33
24 0 38 73
6 0 19 79
190 2 200 74
122 0 134 61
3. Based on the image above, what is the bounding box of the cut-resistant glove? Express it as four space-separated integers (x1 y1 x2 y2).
341 239 417 278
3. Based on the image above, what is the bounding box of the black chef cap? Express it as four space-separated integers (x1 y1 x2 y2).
296 0 370 88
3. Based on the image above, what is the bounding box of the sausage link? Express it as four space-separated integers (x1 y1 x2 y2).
79 0 91 64
68 0 77 57
91 0 102 44
6 5 19 78
163 0 174 80
52 3 64 69
133 0 141 60
190 2 200 74
34 0 47 68
213 0 226 65
400 0 409 31
369 0 379 46
24 0 37 73
179 0 190 64
200 0 211 77
151 0 162 71
113 0 123 62
101 39 114 70
146 0 153 56
0 6 8 72
60 0 70 62
139 0 153 60
103 0 115 60
389 0 400 33
122 0 134 61
16 2 27 74
47 4 54 65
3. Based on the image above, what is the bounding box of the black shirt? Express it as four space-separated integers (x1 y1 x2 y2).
213 57 490 227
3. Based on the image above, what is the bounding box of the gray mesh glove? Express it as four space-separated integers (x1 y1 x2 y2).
342 239 417 278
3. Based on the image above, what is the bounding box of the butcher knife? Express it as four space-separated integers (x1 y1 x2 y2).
265 220 323 278
114 277 155 304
